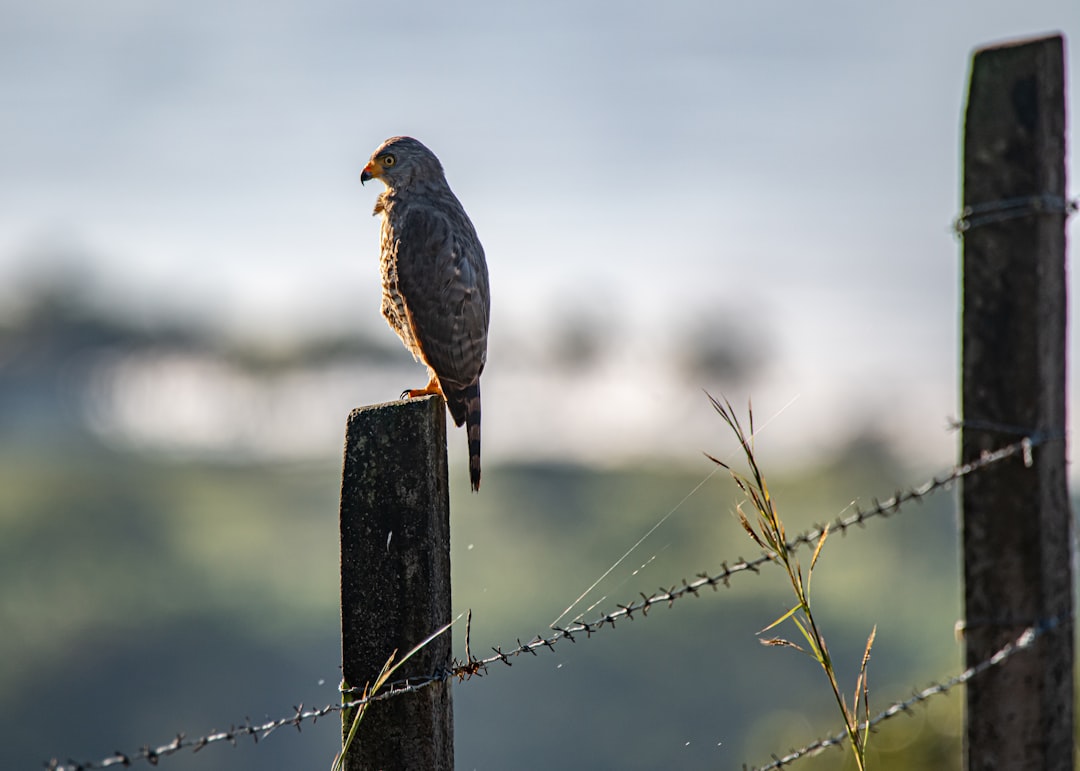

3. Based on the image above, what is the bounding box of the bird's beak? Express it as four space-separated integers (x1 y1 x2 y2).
360 160 382 185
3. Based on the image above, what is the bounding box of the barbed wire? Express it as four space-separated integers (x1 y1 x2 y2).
44 435 1049 771
364 432 1048 686
43 704 344 771
745 613 1066 770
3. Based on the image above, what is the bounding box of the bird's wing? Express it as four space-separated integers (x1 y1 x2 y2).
396 203 490 394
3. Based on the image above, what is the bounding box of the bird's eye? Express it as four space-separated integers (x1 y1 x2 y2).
381 154 396 167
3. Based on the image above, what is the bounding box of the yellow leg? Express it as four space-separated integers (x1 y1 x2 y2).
401 372 443 400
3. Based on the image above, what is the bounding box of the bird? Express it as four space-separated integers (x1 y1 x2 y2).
360 136 491 491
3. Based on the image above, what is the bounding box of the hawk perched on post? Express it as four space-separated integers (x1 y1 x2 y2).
361 136 491 491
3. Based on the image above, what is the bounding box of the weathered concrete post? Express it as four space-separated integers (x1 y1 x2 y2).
339 395 453 770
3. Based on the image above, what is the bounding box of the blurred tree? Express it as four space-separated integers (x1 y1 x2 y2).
547 312 610 372
675 309 771 387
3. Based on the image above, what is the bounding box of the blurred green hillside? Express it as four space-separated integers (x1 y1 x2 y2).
1 279 971 769
2 439 969 770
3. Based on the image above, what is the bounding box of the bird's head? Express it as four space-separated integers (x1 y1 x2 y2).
361 136 445 190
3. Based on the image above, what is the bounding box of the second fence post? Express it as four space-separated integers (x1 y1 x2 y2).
960 34 1072 771
339 395 454 770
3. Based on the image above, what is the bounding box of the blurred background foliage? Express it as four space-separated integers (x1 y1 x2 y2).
0 272 978 770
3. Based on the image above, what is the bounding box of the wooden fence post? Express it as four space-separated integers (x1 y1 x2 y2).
960 34 1072 771
339 395 454 770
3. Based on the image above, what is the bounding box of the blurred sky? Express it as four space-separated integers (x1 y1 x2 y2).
1 1 1077 470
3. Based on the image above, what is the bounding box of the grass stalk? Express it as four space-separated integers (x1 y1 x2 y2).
332 617 457 771
707 394 874 770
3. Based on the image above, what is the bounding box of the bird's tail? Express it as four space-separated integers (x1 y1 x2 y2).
463 380 482 492
443 378 482 491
